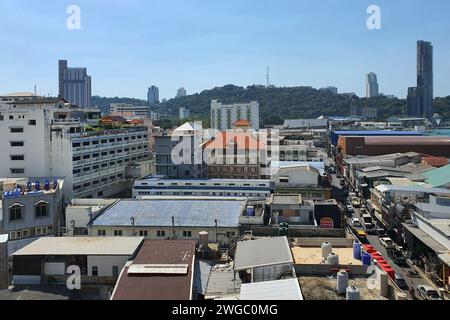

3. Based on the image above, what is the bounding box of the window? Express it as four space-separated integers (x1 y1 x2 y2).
157 230 165 238
9 204 23 221
83 155 91 159
10 168 25 174
73 156 81 161
22 229 29 238
9 115 14 120
35 201 49 217
73 142 81 148
97 230 106 236
92 266 99 276
28 120 36 126
114 230 123 236
10 141 24 147
139 230 148 237
10 127 24 133
10 155 25 161
183 231 192 238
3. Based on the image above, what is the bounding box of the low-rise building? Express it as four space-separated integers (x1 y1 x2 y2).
234 237 295 283
267 195 315 226
132 177 273 199
11 237 144 286
88 198 257 244
1 179 64 246
111 240 196 300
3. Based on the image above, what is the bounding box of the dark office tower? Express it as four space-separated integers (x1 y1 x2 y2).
417 41 433 118
407 87 423 117
58 60 92 108
147 86 160 105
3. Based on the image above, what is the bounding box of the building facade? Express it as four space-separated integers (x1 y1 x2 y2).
133 177 273 198
210 100 260 131
110 103 150 118
58 60 92 108
0 102 150 199
176 87 187 98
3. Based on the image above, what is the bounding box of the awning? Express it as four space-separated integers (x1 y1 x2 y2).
402 223 448 254
438 253 450 267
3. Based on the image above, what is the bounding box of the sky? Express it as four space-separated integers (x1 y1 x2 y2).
0 0 449 100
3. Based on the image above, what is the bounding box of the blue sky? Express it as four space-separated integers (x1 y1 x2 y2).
1 0 449 100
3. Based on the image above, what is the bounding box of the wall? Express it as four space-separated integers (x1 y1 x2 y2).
294 264 368 276
247 226 346 238
253 263 293 282
87 255 129 277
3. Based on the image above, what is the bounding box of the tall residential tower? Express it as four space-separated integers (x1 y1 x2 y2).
58 60 92 108
365 72 379 98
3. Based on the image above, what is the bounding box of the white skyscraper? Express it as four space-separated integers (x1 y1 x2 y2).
176 87 187 98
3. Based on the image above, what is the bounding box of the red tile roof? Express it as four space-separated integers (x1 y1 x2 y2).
111 240 196 300
233 119 252 127
204 132 266 150
422 156 449 168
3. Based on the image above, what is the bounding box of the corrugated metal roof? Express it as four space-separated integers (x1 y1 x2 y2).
12 237 144 256
234 237 293 271
92 199 245 228
402 223 447 253
424 164 450 188
240 278 303 300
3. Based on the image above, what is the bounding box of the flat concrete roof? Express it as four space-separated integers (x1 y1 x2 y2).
291 247 362 266
240 278 303 300
12 237 144 256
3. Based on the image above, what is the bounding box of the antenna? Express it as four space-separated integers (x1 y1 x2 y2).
34 85 37 96
266 66 270 87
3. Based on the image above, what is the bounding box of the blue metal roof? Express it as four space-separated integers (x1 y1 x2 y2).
92 199 245 228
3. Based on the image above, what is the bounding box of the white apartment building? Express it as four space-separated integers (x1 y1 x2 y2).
210 100 260 131
110 103 150 118
133 177 273 198
0 101 150 200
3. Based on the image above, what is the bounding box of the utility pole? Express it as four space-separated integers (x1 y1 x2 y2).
130 217 136 236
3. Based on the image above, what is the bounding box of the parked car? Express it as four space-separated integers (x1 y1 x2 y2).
379 237 396 249
417 285 442 300
351 218 361 227
388 248 407 266
336 173 342 179
346 205 355 213
394 274 408 290
375 228 387 237
363 222 375 234
340 180 346 187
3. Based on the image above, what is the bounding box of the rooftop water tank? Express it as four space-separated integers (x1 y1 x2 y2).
247 206 255 217
279 227 289 237
35 181 40 191
346 286 361 300
327 253 340 265
337 270 349 294
322 242 333 260
44 180 50 191
362 253 372 266
353 241 362 260
199 231 209 250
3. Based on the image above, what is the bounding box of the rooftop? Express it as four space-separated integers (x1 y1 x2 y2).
424 164 450 188
240 278 303 300
291 247 362 266
92 199 245 228
111 240 195 300
12 237 144 256
234 237 293 271
375 184 450 196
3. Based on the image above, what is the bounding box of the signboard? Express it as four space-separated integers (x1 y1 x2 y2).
320 217 334 229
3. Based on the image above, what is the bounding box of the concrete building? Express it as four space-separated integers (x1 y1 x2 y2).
133 177 273 199
88 198 255 244
0 103 150 199
210 100 260 131
147 86 160 105
109 103 150 118
1 179 64 244
11 237 144 285
234 237 295 283
111 240 196 300
267 195 315 226
366 72 379 98
0 92 40 109
155 122 206 179
283 119 328 130
58 60 92 108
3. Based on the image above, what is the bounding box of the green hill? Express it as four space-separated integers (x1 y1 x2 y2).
93 85 450 127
